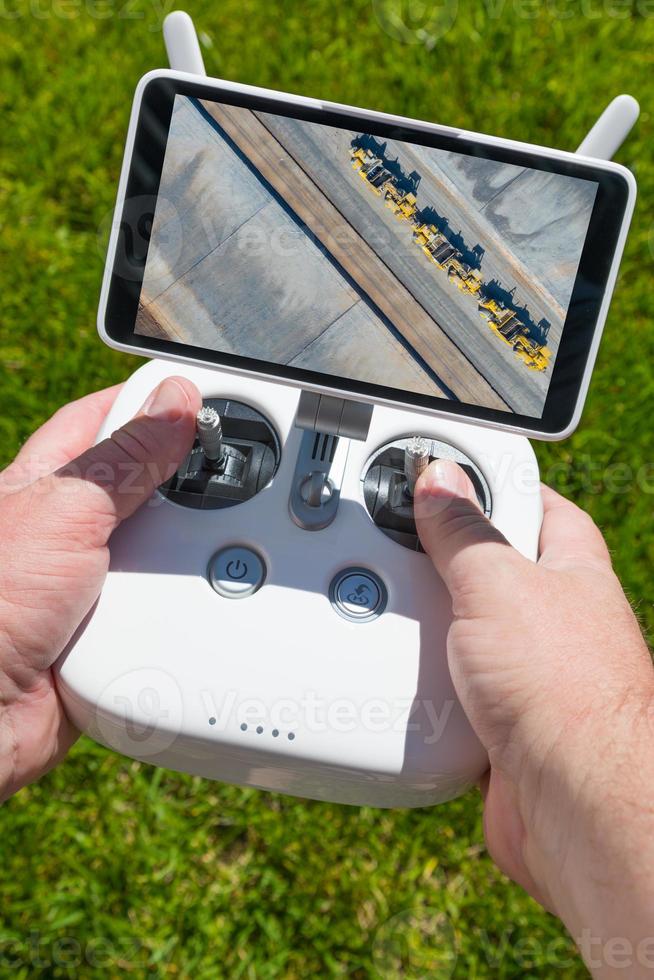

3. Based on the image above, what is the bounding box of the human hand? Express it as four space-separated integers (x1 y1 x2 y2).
0 377 202 802
415 460 654 976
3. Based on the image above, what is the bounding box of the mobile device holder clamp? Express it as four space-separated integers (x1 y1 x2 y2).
55 13 639 808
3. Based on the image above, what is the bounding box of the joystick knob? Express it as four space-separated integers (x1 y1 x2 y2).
299 471 333 508
404 437 430 497
196 406 224 467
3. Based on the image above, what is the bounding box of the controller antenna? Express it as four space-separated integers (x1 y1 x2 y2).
404 437 430 497
196 406 224 467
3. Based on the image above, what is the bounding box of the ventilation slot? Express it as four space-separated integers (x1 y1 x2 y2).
311 433 338 463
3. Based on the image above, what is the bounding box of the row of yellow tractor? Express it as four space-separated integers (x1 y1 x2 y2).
350 146 551 372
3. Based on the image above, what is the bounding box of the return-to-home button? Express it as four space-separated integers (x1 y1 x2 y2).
208 546 266 599
329 568 387 623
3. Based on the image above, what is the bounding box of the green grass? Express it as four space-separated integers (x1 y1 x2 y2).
0 1 652 975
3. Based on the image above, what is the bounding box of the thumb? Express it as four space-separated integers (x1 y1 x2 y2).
414 458 521 598
0 376 202 682
53 375 202 535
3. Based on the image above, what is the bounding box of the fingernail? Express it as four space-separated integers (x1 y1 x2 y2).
142 378 190 423
420 459 466 496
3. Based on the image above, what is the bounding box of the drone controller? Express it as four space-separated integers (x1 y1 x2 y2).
56 359 542 808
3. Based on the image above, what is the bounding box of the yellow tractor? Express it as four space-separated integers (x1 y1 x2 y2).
412 223 447 260
412 223 437 250
513 335 551 372
446 259 483 296
384 182 402 206
396 192 418 221
412 226 454 266
363 163 393 195
479 297 526 343
351 149 389 194
428 238 458 267
350 147 369 172
478 297 504 321
479 297 550 370
459 268 482 296
494 309 524 341
384 183 418 221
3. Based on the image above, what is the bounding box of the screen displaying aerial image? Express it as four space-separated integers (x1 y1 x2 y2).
135 94 598 417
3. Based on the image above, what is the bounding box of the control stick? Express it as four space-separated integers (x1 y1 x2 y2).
160 398 281 510
196 406 224 468
363 436 491 550
404 436 430 497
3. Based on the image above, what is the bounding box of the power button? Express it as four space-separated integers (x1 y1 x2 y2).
208 546 266 599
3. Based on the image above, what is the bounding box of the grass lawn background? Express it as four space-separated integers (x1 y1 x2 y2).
0 1 652 975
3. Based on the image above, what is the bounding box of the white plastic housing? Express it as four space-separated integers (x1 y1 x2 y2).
56 360 542 807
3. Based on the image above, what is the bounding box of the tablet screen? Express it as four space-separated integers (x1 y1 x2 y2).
104 77 631 434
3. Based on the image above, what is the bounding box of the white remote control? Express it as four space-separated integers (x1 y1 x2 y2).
56 358 542 808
